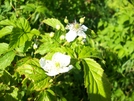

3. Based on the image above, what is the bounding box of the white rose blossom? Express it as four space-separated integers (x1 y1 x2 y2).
39 52 73 76
65 21 88 42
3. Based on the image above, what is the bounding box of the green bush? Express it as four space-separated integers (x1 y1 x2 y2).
0 0 134 101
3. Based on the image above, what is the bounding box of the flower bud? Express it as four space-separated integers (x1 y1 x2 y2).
64 17 68 24
79 17 85 24
60 35 65 40
56 24 61 30
33 43 38 49
50 32 54 37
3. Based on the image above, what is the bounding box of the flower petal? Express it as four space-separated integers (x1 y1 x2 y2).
52 52 71 67
46 70 59 76
65 30 77 42
59 65 73 73
43 60 55 71
81 25 88 31
77 31 86 38
39 58 46 68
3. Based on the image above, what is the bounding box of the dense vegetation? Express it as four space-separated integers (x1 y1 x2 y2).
0 0 134 101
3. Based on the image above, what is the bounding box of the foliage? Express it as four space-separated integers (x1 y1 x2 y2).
0 0 134 101
96 0 134 101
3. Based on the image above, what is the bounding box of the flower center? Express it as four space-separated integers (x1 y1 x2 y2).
74 23 80 29
55 62 60 68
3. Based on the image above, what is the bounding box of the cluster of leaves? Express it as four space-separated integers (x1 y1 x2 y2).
1 0 134 101
0 0 111 101
96 0 134 101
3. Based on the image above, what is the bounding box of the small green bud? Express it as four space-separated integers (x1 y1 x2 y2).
49 32 54 37
60 35 65 40
33 43 38 49
64 17 68 23
56 24 61 30
79 17 85 24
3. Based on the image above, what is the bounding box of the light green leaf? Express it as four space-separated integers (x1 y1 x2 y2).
16 17 31 32
16 58 51 92
118 49 126 58
43 18 65 31
78 46 101 59
0 51 15 70
0 19 16 26
83 58 111 101
0 43 9 55
35 35 59 55
0 26 13 38
35 42 58 55
30 28 40 36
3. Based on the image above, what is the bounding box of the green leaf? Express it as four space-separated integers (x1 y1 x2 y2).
77 45 101 59
30 28 40 36
0 70 14 84
9 18 32 49
0 43 9 55
0 19 16 26
16 18 31 32
35 89 57 101
16 58 51 92
43 18 65 31
118 48 126 58
35 34 59 55
82 58 111 101
0 26 13 38
0 51 15 70
35 42 58 55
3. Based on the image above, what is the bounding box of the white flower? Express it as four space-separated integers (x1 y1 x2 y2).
39 52 73 76
65 21 88 42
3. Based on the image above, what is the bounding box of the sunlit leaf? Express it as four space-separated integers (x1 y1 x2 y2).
9 28 29 49
35 42 58 55
0 26 13 38
43 18 65 31
83 58 111 101
9 18 32 49
0 43 9 55
16 57 51 92
0 51 15 70
0 19 15 26
78 46 100 58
